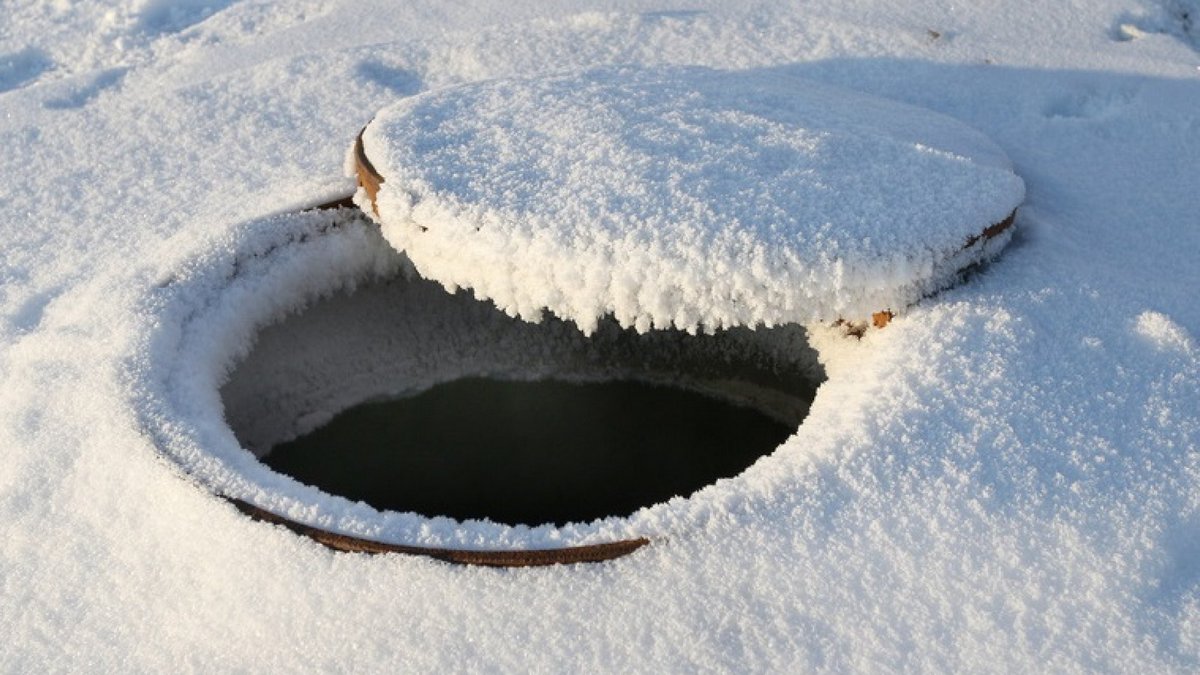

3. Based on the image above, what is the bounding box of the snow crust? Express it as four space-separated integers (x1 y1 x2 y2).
361 66 1024 333
2 0 1199 672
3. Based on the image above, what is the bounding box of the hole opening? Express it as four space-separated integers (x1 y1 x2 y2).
222 270 825 528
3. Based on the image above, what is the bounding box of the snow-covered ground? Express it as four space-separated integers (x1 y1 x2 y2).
2 0 1198 671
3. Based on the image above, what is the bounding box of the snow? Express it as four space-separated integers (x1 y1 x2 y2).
360 66 1024 333
1 0 1199 671
1136 311 1196 354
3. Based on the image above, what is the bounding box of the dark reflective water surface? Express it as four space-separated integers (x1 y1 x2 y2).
263 377 795 526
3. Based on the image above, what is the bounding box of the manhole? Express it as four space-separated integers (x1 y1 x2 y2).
132 65 1023 567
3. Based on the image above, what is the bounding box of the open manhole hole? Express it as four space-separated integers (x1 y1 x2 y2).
223 272 822 529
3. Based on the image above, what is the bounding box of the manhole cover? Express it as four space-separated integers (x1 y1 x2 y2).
354 65 1023 334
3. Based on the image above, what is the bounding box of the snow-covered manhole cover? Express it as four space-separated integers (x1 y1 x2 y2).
354 66 1024 332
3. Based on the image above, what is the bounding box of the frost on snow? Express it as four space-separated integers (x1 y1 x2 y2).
358 66 1024 334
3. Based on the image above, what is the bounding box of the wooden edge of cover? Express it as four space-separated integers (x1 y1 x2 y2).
229 498 651 567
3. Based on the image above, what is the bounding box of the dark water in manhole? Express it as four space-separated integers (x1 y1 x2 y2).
261 377 795 526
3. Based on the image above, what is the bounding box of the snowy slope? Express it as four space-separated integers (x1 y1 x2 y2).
1 0 1198 671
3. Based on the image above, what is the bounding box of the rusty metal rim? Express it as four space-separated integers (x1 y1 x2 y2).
229 497 651 566
353 131 383 217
